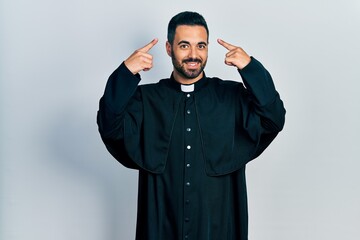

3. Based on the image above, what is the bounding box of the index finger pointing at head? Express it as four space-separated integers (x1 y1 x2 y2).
217 38 236 50
139 38 159 52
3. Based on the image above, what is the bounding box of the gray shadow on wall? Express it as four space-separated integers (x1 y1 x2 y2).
45 107 138 240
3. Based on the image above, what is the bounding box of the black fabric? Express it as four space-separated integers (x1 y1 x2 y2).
97 57 286 240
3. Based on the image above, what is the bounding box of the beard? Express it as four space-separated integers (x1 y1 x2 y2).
171 51 207 80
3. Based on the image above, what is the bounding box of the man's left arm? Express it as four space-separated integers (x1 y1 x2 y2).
238 57 286 133
218 38 286 133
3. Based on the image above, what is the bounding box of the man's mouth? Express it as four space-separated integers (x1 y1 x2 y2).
186 62 199 68
183 59 201 69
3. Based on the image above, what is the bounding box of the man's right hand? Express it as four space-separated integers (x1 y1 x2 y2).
124 38 158 75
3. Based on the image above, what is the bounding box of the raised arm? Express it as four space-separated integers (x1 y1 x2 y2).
97 39 158 168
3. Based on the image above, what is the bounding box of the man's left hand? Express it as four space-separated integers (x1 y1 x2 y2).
218 39 251 70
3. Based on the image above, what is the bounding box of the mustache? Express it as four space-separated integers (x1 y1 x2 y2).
183 58 202 63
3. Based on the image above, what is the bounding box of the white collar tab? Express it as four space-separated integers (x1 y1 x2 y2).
181 84 194 92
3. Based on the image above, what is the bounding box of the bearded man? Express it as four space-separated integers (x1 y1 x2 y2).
97 11 286 240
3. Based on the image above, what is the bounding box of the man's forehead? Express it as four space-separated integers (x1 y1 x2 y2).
174 25 208 43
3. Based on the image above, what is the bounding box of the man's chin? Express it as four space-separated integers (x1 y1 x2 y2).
183 67 203 77
184 71 202 79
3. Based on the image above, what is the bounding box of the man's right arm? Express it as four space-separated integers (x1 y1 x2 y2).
96 63 142 169
97 39 158 168
99 37 158 123
97 62 141 138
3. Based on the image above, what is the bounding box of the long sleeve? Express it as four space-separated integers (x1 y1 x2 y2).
238 56 286 159
194 57 285 175
97 62 142 169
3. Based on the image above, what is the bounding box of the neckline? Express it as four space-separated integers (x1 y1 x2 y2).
166 72 208 93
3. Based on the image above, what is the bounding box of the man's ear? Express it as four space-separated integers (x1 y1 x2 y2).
166 41 172 57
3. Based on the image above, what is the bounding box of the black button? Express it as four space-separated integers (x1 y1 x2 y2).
185 199 190 204
186 110 191 114
186 182 190 186
185 217 190 222
186 128 191 132
186 163 191 168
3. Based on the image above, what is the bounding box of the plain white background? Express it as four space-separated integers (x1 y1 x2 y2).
1 0 360 239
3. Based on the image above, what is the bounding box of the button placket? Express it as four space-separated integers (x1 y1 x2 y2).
183 92 195 239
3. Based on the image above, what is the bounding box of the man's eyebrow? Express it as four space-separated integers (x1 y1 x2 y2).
177 40 208 45
178 40 190 45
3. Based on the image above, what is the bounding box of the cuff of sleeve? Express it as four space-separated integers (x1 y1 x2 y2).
118 61 141 81
238 56 260 74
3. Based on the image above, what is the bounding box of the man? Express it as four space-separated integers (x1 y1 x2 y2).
97 11 285 240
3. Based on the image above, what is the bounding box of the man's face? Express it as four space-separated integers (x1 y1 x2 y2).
166 25 208 82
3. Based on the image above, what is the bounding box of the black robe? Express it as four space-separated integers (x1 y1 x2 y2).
97 57 286 240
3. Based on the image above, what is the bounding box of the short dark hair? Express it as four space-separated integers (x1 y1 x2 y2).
167 11 209 45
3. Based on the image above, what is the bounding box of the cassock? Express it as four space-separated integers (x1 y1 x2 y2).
97 57 286 240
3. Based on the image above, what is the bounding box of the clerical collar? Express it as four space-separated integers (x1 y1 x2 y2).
167 72 208 93
181 84 194 92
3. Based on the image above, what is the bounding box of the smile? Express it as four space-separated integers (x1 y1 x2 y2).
185 61 201 68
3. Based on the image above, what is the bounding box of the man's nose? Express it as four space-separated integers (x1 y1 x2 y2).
188 47 197 59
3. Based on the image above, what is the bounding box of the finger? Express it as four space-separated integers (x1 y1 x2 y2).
142 60 154 72
142 65 153 72
137 52 153 62
224 56 236 66
226 50 237 58
217 38 236 50
140 54 154 71
139 38 159 52
226 48 243 58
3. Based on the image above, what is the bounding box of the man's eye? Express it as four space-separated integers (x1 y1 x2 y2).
198 45 206 49
180 45 188 49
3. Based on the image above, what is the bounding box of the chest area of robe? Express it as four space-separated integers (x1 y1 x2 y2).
135 92 249 240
